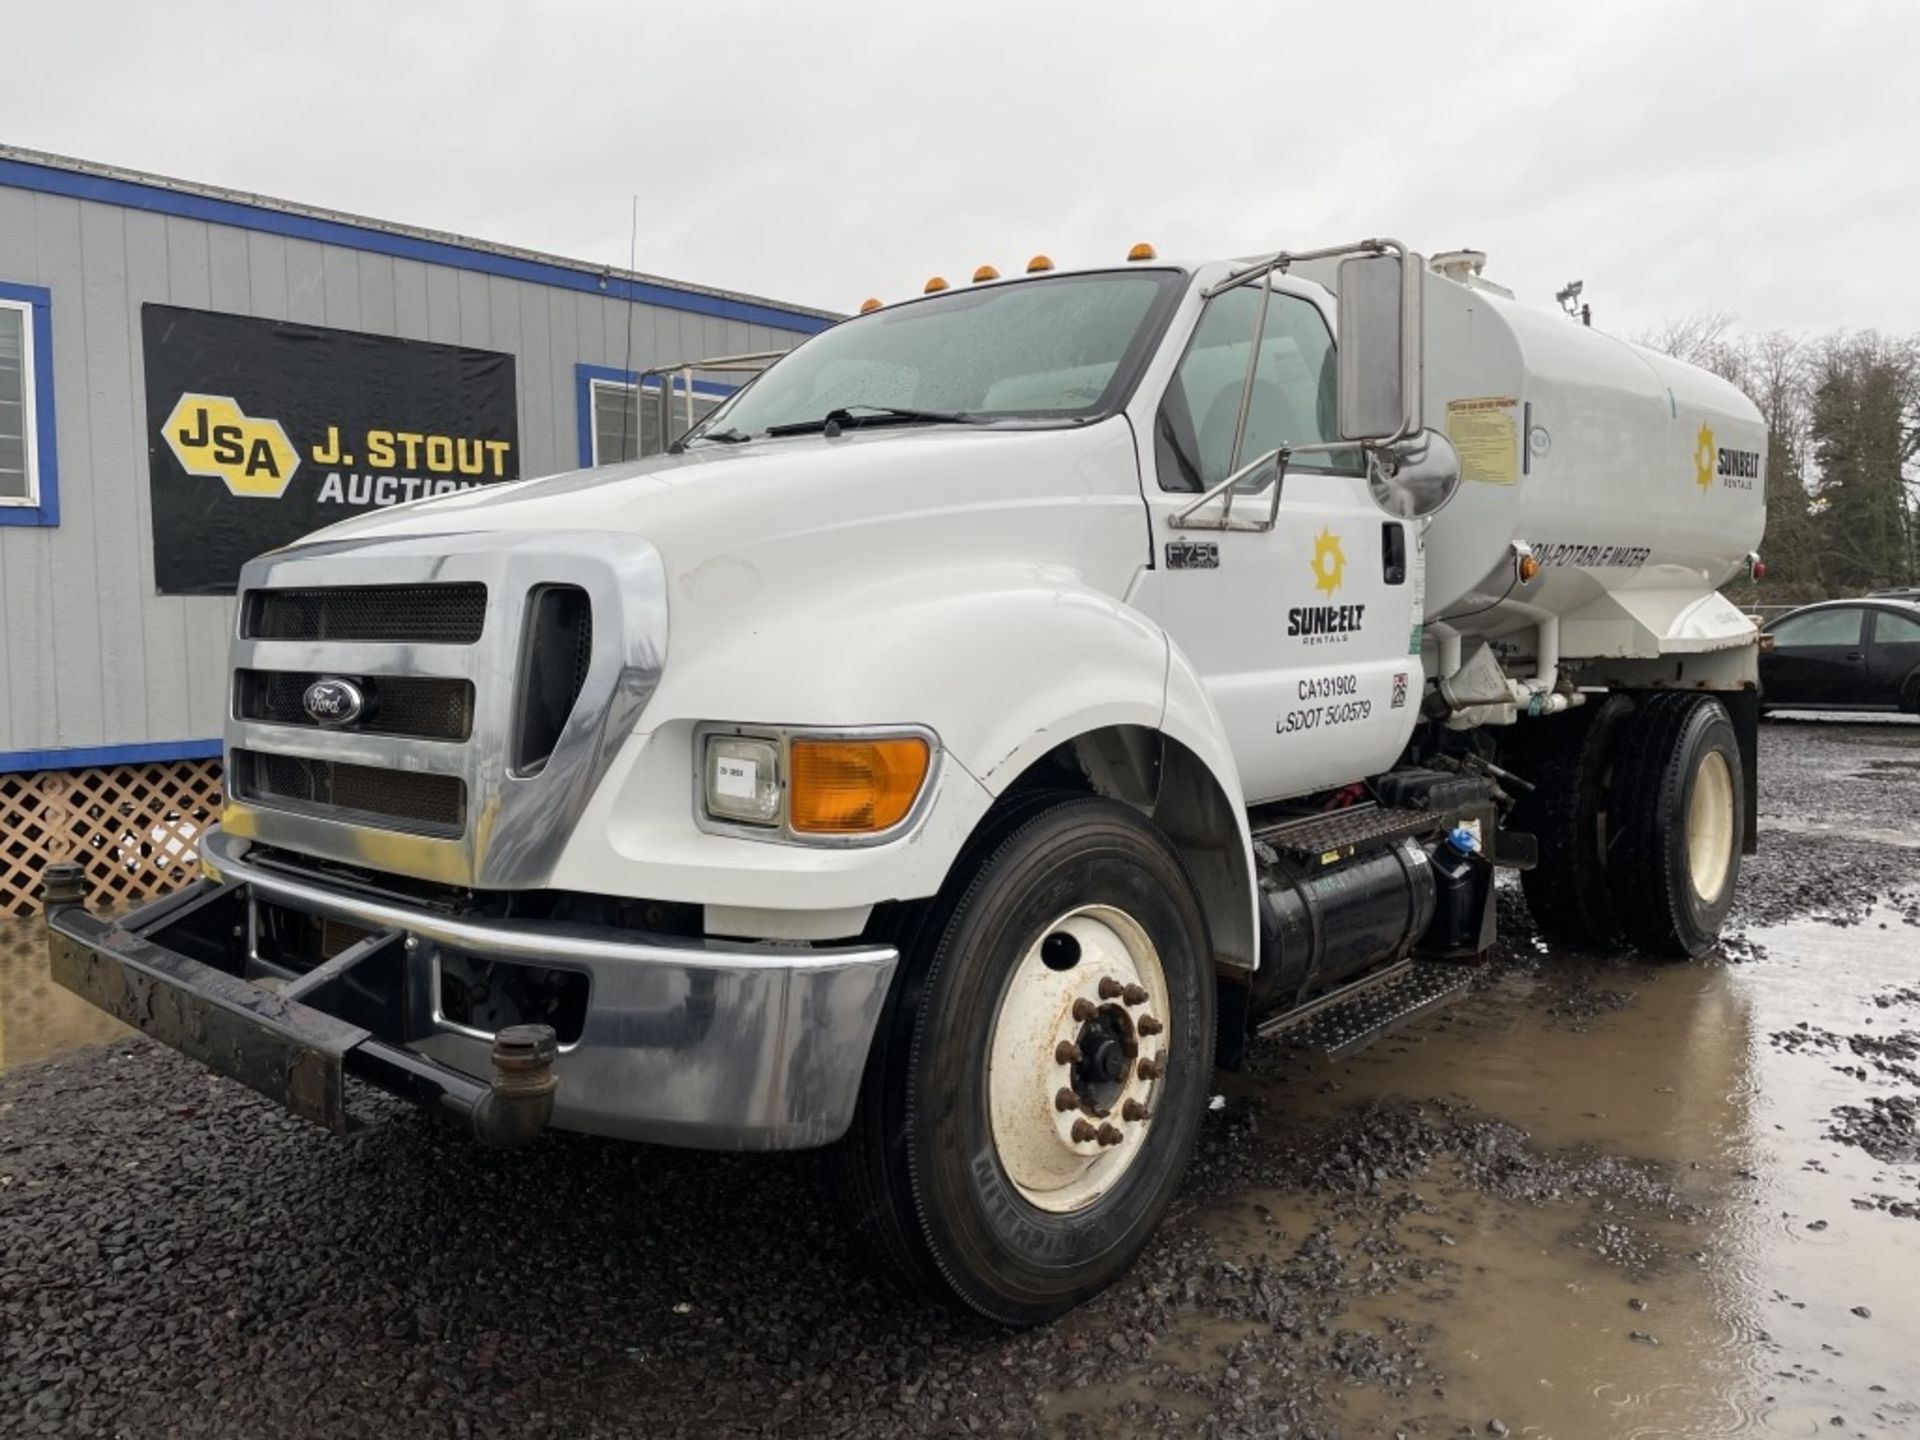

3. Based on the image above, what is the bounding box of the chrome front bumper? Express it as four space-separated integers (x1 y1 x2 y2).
45 829 897 1151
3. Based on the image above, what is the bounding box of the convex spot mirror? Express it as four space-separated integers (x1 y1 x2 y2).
1368 429 1461 519
1336 252 1422 442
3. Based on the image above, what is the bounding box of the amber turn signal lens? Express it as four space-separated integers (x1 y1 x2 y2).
1518 554 1541 582
789 737 930 834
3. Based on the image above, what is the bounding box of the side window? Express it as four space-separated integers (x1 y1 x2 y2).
1155 285 1355 493
0 282 57 527
1872 609 1920 644
1769 608 1864 648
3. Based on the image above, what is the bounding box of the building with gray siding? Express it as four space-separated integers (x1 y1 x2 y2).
0 145 835 774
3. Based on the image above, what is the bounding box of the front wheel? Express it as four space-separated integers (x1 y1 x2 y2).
831 796 1215 1325
1607 694 1745 958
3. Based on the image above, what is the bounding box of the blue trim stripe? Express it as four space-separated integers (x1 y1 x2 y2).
0 738 223 775
0 279 59 527
0 156 835 337
574 362 738 468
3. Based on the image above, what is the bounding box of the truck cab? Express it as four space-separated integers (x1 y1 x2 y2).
47 241 1766 1324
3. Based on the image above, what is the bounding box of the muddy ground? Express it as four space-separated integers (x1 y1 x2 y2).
2 715 1917 1439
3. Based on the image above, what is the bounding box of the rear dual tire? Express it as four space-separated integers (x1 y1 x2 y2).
1607 693 1744 957
830 796 1214 1325
1511 693 1743 958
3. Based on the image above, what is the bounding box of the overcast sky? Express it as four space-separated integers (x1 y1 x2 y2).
5 1 1914 339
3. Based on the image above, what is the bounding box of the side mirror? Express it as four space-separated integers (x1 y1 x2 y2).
1336 251 1422 442
1368 428 1461 519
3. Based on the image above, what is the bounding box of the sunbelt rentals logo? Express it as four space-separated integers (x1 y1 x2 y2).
1695 422 1760 493
164 393 300 498
1288 526 1366 645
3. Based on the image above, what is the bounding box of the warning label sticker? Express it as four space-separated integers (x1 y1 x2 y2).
1446 397 1519 485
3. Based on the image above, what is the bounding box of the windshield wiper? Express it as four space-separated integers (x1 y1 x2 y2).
764 404 983 438
674 426 753 451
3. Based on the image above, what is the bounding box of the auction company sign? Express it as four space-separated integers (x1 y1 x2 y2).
143 305 520 594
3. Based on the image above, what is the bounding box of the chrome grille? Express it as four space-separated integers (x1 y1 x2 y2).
242 584 488 644
234 750 466 835
225 532 667 889
235 670 475 741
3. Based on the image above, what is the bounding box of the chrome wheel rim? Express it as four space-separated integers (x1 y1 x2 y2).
1687 750 1736 904
986 905 1170 1214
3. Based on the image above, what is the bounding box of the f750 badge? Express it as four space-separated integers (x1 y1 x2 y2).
1165 540 1219 570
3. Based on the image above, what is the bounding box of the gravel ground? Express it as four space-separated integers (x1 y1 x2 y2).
2 717 1917 1439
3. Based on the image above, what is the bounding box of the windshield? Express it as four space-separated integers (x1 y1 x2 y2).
687 269 1185 442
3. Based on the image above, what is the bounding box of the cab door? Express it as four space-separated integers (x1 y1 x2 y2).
1127 279 1422 803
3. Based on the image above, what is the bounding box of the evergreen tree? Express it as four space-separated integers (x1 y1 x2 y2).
1809 335 1919 592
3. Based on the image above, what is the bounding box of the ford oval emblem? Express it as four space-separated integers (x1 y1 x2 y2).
302 677 365 726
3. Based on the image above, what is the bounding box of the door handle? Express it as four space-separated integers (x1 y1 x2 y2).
1845 651 1864 660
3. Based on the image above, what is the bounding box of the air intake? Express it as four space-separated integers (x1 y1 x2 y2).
513 585 594 775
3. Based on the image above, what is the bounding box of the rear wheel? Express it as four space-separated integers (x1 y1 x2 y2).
1606 694 1744 958
830 796 1215 1325
1506 697 1632 946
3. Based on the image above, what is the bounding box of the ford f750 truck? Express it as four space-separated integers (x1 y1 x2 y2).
46 240 1766 1323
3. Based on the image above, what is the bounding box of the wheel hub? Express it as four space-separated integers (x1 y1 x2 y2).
987 906 1170 1213
1686 749 1736 904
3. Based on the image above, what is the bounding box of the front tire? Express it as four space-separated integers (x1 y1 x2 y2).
831 796 1215 1325
1607 694 1744 958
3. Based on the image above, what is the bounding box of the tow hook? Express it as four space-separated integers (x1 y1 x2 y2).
471 1024 559 1149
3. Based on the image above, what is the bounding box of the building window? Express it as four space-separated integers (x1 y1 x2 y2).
0 281 57 527
589 377 722 464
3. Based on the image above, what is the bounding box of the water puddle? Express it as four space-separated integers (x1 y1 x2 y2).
1089 902 1920 1437
0 916 128 1071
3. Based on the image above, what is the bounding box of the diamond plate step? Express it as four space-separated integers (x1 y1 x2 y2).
1251 803 1441 864
1257 958 1479 1061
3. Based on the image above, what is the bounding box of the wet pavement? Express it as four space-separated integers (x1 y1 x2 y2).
1 715 1916 1438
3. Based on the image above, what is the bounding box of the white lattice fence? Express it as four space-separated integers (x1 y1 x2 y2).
0 760 224 918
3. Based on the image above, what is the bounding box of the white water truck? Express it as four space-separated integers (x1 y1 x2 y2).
47 240 1765 1322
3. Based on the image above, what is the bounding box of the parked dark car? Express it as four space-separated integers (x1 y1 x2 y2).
1760 599 1920 713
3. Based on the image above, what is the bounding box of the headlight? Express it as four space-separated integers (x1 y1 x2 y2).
703 735 782 825
697 727 936 842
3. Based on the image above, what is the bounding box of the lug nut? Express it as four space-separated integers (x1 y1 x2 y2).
1055 1087 1080 1113
1096 1123 1125 1147
1055 1041 1082 1066
1071 998 1098 1022
1136 1057 1164 1082
1137 1015 1164 1037
1098 977 1125 1000
1070 1118 1098 1143
1122 1099 1151 1122
1122 983 1149 1006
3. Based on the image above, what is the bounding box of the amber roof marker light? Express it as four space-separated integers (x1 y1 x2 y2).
972 265 1000 283
1127 242 1157 261
924 276 949 294
858 297 882 313
1026 254 1054 274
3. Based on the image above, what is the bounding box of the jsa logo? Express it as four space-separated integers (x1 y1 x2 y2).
163 394 301 498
